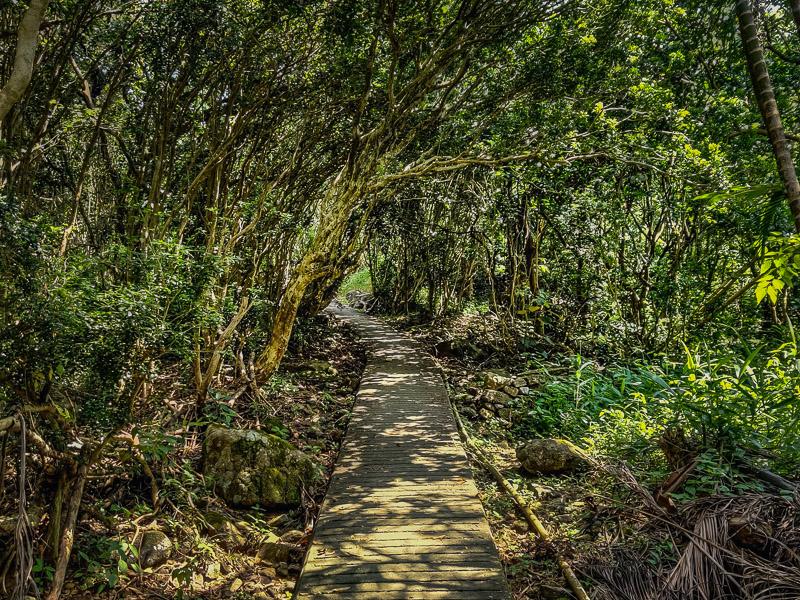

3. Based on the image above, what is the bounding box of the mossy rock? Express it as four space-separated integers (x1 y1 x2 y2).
482 371 512 390
257 542 304 566
202 510 248 551
516 439 587 475
203 425 321 507
139 530 171 568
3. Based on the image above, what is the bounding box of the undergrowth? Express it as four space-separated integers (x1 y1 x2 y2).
337 268 372 300
397 307 800 600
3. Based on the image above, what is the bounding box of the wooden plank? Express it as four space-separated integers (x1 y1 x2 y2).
299 581 509 593
294 306 511 600
318 499 483 510
317 511 488 524
311 529 491 543
306 553 504 566
302 561 502 574
299 568 502 582
329 468 473 477
325 483 477 494
309 540 500 553
299 592 510 600
316 519 488 531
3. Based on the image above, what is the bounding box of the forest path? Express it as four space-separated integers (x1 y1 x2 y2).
294 304 511 600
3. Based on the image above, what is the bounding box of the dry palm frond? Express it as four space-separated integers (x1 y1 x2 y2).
744 559 800 600
666 510 740 600
664 493 800 600
593 459 667 515
582 487 800 600
581 550 663 600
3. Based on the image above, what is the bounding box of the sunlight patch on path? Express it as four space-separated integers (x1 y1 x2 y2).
294 305 511 600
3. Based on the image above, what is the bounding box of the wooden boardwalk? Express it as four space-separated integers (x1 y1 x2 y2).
294 305 511 600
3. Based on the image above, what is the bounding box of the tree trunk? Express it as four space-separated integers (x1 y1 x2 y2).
735 0 800 233
0 0 50 123
790 0 800 40
44 472 66 561
254 253 321 381
194 297 252 405
46 464 87 600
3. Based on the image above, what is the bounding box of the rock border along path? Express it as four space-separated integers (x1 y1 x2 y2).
294 305 511 600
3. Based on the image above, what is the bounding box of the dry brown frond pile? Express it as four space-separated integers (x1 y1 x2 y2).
584 492 800 600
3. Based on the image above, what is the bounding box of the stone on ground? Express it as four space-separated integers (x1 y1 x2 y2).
202 510 248 550
203 425 320 507
139 530 172 568
484 389 513 406
460 405 479 419
484 371 512 390
517 439 586 474
258 541 303 566
279 529 304 543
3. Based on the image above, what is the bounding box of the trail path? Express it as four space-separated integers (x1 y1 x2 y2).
294 304 511 599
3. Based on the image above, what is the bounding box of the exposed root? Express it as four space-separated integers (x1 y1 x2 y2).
12 414 37 600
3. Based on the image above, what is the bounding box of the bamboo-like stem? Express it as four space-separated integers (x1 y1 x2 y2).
735 0 800 233
449 403 591 600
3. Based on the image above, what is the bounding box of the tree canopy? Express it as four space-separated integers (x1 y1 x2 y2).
1 0 799 597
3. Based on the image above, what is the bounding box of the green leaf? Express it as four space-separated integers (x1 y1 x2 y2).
767 286 777 303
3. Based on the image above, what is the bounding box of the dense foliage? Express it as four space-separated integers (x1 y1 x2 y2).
1 0 799 597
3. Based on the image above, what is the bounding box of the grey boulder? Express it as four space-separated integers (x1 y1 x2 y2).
203 425 321 507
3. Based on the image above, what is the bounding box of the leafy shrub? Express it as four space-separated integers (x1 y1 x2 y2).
647 328 800 475
516 328 800 481
338 267 372 299
74 535 141 592
0 233 211 431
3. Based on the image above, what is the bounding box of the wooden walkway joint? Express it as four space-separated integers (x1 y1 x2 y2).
294 305 511 599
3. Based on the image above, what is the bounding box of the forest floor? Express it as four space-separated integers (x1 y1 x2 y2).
4 304 800 600
1 313 366 600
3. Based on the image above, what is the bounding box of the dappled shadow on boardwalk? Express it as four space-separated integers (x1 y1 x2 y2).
294 306 510 600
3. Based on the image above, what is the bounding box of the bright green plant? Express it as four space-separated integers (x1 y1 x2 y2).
338 268 373 299
756 233 800 304
32 558 55 588
198 394 240 426
75 536 140 592
646 328 800 475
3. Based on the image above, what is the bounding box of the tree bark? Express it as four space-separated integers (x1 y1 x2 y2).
44 472 66 562
0 0 50 123
790 0 800 40
254 253 321 381
194 296 252 404
735 0 800 233
46 464 87 600
253 174 376 381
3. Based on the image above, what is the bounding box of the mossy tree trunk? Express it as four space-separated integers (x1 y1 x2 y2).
0 0 50 122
